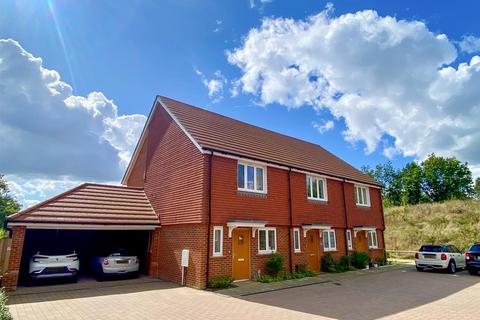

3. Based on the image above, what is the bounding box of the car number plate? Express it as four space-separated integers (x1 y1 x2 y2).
47 266 64 271
423 254 435 259
116 259 129 264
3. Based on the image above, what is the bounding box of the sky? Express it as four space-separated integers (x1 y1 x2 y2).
1 0 480 207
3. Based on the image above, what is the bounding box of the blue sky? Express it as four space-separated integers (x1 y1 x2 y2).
1 0 480 206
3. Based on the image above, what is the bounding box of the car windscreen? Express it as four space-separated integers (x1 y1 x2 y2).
419 245 443 252
109 249 134 257
35 248 75 256
469 244 480 252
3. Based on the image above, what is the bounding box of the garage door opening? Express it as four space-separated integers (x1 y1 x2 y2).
18 229 151 286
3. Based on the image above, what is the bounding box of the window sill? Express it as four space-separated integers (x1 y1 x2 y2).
237 190 267 198
257 251 276 255
307 198 328 204
368 247 380 250
211 255 224 258
323 249 337 252
293 250 302 254
355 204 371 208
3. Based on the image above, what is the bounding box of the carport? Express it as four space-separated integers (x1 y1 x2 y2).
4 183 160 290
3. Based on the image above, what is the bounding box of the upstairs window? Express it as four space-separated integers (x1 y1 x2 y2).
355 185 370 207
367 230 378 249
238 162 266 193
306 176 327 201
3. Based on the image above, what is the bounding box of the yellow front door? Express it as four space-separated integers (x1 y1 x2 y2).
356 231 368 252
232 228 250 280
305 229 320 272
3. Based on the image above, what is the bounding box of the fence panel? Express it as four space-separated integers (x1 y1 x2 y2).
0 238 12 275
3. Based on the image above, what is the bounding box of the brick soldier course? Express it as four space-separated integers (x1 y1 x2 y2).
5 96 386 290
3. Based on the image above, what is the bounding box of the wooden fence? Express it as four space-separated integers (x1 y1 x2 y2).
0 238 12 276
385 249 416 260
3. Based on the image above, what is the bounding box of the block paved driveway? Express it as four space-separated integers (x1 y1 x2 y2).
8 267 480 320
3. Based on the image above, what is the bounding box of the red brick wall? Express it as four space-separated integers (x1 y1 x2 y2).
208 225 291 279
156 224 208 289
142 102 208 225
290 173 346 228
3 226 26 290
344 183 384 229
210 156 290 226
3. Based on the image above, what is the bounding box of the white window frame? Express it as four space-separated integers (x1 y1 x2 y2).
354 184 371 207
346 230 353 250
306 175 328 201
212 226 223 256
237 161 267 194
322 230 337 252
293 228 301 253
258 227 277 254
367 230 378 249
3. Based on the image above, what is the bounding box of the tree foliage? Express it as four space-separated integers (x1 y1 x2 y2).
0 174 21 227
362 154 475 206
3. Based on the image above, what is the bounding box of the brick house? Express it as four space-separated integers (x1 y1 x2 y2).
5 96 384 290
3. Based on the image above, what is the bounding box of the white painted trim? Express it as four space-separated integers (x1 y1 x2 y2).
353 226 376 237
354 184 371 207
7 222 159 230
293 228 301 253
367 230 378 249
157 97 208 155
292 168 343 182
345 180 381 189
237 161 267 194
322 230 337 252
227 221 267 238
306 175 328 201
212 226 223 256
258 227 277 254
346 229 353 250
302 224 331 237
212 151 288 171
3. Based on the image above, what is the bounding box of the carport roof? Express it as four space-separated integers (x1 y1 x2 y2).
7 183 160 229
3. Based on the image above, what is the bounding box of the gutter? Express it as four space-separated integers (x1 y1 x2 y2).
342 179 349 256
205 154 213 286
287 169 293 273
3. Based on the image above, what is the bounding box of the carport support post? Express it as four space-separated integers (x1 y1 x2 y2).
2 226 26 291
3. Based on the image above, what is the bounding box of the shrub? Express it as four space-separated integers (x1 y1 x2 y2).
338 255 352 272
266 253 284 276
321 253 337 272
350 251 370 269
207 276 234 289
0 288 12 320
375 256 387 266
295 264 308 273
257 275 274 283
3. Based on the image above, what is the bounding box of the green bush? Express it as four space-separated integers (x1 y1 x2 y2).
257 274 274 283
295 264 308 273
207 276 234 289
265 253 284 276
338 255 352 272
321 253 337 272
350 251 370 269
0 289 12 320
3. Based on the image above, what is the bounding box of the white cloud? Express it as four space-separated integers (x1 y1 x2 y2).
194 68 227 103
0 39 146 206
458 35 480 53
313 120 334 134
228 8 480 174
249 0 272 9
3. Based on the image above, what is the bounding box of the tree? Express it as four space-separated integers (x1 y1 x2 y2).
362 161 402 206
421 154 474 202
400 162 423 205
0 174 21 227
475 177 480 200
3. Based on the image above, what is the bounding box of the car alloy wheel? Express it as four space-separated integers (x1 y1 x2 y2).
448 260 456 274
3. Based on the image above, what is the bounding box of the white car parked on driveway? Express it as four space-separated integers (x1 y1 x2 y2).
29 251 79 281
415 244 466 273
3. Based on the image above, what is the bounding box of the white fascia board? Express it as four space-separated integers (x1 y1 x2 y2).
8 222 160 231
157 97 209 155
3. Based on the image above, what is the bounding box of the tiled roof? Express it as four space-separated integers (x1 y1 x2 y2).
158 96 380 186
8 183 160 226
